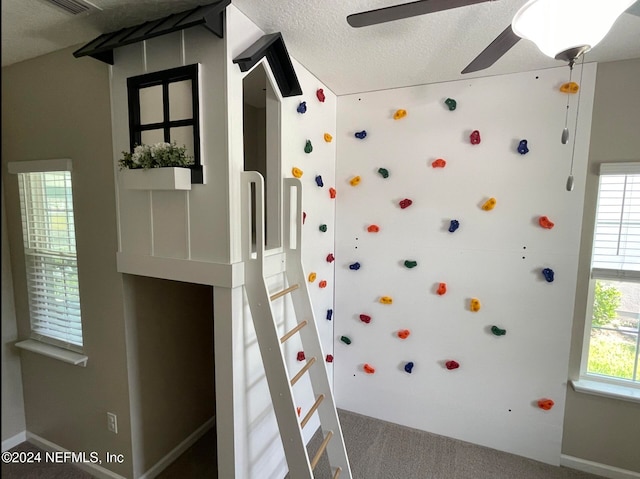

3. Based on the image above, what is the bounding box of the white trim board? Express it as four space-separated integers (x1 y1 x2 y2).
2 431 26 452
561 455 640 479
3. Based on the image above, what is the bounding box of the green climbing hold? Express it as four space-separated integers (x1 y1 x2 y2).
319 224 327 232
445 98 457 111
404 260 418 269
378 168 389 178
340 336 352 345
304 140 313 154
491 326 506 336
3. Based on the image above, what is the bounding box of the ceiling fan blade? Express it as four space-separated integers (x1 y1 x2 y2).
461 24 521 74
347 0 491 28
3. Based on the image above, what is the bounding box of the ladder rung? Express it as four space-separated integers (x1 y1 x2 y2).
310 430 334 470
300 394 325 428
280 320 308 344
270 284 299 301
333 467 342 479
290 357 316 386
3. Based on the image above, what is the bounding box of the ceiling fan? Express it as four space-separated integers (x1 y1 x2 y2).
347 0 640 74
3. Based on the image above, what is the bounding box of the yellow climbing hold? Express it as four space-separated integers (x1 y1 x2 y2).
350 176 361 186
560 82 579 94
324 133 333 143
393 109 407 120
292 167 303 178
380 296 393 305
470 298 481 312
482 197 497 211
308 272 317 283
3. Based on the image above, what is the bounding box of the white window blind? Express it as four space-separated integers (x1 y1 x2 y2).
16 169 83 350
592 163 640 281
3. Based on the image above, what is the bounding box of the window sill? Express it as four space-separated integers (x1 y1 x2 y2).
15 340 88 367
570 378 639 403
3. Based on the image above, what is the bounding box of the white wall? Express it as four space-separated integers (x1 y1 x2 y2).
334 65 596 465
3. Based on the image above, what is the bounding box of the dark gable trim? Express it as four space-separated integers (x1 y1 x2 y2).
73 1 230 65
233 33 302 98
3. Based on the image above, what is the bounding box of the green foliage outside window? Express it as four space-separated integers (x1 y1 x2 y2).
592 280 622 327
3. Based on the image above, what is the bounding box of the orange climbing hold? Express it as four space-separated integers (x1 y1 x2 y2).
367 224 380 233
350 176 361 186
437 283 447 295
397 329 411 339
380 296 393 304
470 298 481 312
432 158 446 168
329 187 337 199
292 167 303 178
308 272 316 282
538 398 555 410
560 82 579 94
363 364 376 374
324 133 333 143
319 280 327 288
393 109 407 120
482 197 497 211
539 216 555 229
297 407 302 417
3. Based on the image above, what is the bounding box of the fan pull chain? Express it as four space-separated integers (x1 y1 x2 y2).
561 64 573 145
566 55 585 192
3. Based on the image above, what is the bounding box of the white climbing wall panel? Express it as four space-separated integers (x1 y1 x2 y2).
334 64 596 465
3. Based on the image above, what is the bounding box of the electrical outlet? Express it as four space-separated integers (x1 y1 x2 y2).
107 412 118 434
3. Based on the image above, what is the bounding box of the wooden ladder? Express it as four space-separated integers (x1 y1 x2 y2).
241 172 352 479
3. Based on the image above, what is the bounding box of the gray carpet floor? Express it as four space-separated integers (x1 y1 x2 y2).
3 409 606 479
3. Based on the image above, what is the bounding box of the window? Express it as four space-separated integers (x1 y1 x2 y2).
127 64 202 183
582 163 640 387
9 159 83 352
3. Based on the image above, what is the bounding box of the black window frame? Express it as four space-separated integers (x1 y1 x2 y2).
127 64 202 184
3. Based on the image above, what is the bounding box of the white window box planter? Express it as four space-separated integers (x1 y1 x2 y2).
120 167 192 191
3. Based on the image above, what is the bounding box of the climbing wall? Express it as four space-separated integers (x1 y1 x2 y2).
334 65 596 465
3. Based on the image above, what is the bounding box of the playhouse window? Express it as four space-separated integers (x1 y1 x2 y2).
127 64 202 183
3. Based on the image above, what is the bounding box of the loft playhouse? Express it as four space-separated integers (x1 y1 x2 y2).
72 0 598 478
74 1 350 478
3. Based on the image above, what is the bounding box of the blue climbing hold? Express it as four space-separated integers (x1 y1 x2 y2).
349 262 361 271
449 220 460 233
542 268 554 282
355 130 367 140
315 175 324 187
326 309 333 320
404 362 414 373
297 101 307 114
518 139 529 155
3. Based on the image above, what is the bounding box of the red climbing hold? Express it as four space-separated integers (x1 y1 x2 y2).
539 216 555 229
538 398 555 410
316 88 326 103
399 198 413 209
326 253 335 263
445 360 460 370
297 351 305 361
359 314 371 324
363 364 376 374
303 212 307 224
329 187 337 199
319 280 327 288
432 158 446 168
326 354 334 363
397 329 411 339
470 130 481 145
367 224 380 233
437 283 447 295
297 407 302 417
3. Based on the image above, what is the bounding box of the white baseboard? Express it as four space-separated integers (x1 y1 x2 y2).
2 431 26 452
139 416 216 479
561 454 640 479
26 432 127 479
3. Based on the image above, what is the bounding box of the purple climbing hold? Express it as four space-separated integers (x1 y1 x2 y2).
326 309 333 320
518 139 529 155
315 175 324 187
448 220 460 233
349 262 361 271
355 130 367 140
404 362 414 374
542 268 555 282
297 101 307 114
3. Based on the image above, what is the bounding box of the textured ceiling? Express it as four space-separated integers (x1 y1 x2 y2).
2 0 640 95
